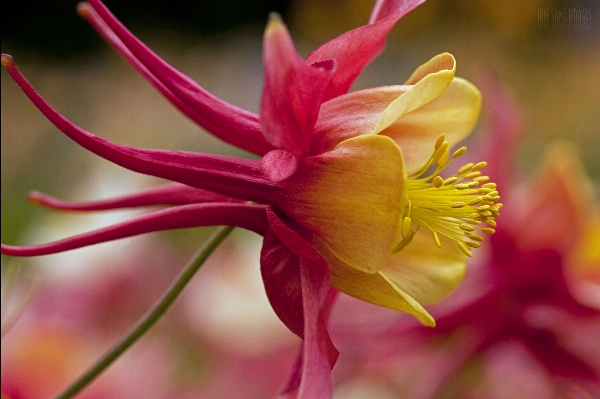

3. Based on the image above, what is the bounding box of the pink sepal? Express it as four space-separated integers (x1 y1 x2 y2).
82 0 273 155
369 0 426 23
261 14 333 157
2 57 277 204
306 0 425 101
261 209 338 399
1 203 268 257
28 183 240 211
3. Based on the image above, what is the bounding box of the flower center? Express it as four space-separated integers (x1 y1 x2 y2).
394 134 501 257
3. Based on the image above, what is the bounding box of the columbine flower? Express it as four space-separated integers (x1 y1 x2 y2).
1 0 494 396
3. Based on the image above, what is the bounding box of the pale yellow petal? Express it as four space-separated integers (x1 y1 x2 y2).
403 52 456 85
381 77 482 171
372 53 457 135
279 135 405 274
381 231 467 305
321 241 435 326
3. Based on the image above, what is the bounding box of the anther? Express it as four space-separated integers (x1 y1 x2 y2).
452 147 467 159
460 224 475 231
455 183 470 190
465 171 481 179
432 176 444 188
458 163 474 174
434 134 446 150
432 141 448 161
479 188 495 194
486 219 497 227
472 162 487 171
465 233 483 241
451 202 466 208
465 241 481 248
481 228 495 235
479 211 493 217
481 183 497 189
457 241 473 257
467 181 479 188
473 176 490 183
443 177 458 185
435 146 449 167
467 196 483 205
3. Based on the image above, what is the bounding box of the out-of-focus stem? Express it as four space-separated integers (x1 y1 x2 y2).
54 225 235 399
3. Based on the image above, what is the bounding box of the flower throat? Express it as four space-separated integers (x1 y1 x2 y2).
395 134 501 257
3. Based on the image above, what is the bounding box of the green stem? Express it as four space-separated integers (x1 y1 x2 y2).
54 225 235 399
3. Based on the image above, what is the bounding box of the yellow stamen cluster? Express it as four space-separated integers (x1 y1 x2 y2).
394 134 501 257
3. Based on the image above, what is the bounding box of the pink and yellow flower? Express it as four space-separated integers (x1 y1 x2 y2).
1 1 495 396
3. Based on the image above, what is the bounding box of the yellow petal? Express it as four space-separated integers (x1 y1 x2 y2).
279 135 405 274
381 77 482 171
320 241 435 326
380 231 467 305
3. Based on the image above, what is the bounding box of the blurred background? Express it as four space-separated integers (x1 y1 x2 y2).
2 0 599 398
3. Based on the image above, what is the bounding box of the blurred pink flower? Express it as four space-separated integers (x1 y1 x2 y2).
1 1 492 396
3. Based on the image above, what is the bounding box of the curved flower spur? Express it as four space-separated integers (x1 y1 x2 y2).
1 0 498 397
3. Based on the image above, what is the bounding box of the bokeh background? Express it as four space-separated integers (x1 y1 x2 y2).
2 0 599 398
